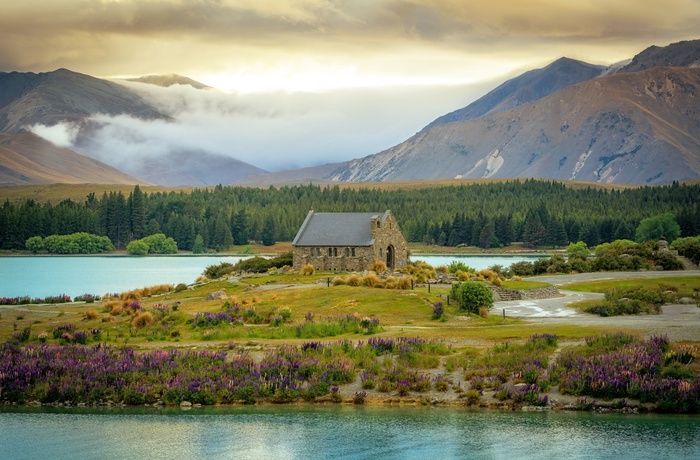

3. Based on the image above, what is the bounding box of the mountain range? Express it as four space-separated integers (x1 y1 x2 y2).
1 39 699 186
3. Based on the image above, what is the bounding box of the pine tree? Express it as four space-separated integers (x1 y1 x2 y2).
478 219 496 249
261 216 276 246
192 234 205 254
522 210 546 247
232 210 249 245
545 218 568 248
129 185 146 240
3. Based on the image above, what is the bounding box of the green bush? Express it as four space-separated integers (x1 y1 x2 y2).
204 262 236 279
451 281 494 314
26 233 114 254
126 240 149 255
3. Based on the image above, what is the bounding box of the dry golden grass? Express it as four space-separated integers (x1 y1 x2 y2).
369 260 387 272
301 263 315 276
346 274 361 286
396 275 413 290
479 307 490 318
84 309 98 320
361 274 385 288
132 312 155 329
109 304 123 316
332 276 346 286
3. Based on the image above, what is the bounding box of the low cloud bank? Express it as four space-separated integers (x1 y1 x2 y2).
29 79 492 173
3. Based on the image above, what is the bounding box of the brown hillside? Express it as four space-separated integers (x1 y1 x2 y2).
0 131 146 186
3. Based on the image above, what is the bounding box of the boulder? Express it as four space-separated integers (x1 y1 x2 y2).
206 290 228 301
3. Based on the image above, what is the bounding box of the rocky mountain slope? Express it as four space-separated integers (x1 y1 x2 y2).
426 58 606 128
325 40 700 185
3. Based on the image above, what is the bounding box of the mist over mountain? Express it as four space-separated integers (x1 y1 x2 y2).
0 131 143 186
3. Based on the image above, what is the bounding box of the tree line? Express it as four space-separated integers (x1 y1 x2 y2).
1 180 699 252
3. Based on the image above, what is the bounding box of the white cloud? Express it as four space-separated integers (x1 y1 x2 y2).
27 122 79 148
34 80 493 173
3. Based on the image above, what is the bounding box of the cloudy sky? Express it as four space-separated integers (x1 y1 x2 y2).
4 0 700 172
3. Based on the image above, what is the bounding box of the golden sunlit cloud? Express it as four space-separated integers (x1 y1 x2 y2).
1 0 699 92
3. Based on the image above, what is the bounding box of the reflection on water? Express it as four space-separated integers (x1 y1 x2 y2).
1 406 698 460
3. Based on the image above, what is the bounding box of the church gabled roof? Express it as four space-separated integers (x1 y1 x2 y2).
292 210 390 247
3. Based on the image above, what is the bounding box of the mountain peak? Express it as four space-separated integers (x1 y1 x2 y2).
426 56 605 128
619 39 700 73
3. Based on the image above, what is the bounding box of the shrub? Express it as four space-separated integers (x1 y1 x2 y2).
452 281 494 314
174 283 188 292
448 261 475 274
464 389 481 405
132 312 155 329
301 263 315 276
353 391 367 404
566 241 590 258
126 240 149 255
204 262 236 279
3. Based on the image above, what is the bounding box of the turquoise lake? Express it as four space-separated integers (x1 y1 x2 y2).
1 406 698 460
0 254 545 298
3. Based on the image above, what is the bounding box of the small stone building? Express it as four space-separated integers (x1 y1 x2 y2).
292 210 408 272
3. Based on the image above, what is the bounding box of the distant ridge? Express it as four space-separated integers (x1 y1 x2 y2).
124 74 211 89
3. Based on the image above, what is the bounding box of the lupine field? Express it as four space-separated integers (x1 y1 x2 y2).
1 332 698 412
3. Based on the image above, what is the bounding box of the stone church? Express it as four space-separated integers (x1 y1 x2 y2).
292 210 408 272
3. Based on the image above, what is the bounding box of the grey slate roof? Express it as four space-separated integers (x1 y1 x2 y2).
292 211 389 246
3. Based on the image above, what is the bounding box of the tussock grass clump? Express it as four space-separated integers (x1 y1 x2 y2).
478 269 501 284
109 303 123 316
361 274 385 288
132 311 155 329
404 261 437 283
120 291 142 301
84 309 98 320
301 263 315 276
396 275 412 290
478 306 490 318
384 276 398 289
332 276 346 286
346 274 362 286
370 260 387 272
103 300 120 313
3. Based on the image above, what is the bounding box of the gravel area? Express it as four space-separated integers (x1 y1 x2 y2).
503 270 700 341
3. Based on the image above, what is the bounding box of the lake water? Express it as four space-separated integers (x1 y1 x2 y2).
0 254 546 299
0 406 698 460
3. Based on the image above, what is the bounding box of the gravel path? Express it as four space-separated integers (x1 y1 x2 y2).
500 270 700 341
